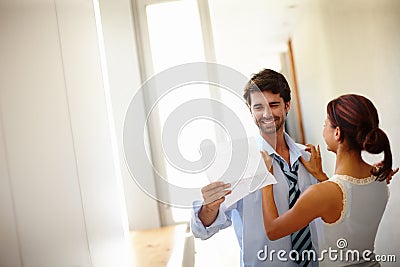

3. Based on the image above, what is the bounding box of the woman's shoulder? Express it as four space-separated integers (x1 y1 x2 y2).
310 179 343 191
301 180 343 202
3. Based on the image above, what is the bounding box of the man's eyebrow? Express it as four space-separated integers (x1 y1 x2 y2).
268 101 280 105
252 103 263 108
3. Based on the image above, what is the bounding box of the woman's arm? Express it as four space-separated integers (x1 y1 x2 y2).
262 181 341 240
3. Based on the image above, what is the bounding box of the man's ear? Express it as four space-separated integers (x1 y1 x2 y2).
285 101 291 115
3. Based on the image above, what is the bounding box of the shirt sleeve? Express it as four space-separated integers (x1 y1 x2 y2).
190 200 234 240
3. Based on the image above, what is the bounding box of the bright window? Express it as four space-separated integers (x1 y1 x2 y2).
146 0 214 222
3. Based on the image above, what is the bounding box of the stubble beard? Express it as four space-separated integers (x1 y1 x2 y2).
258 116 285 135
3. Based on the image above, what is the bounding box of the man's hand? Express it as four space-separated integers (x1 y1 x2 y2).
387 167 399 184
386 167 399 184
375 161 399 184
198 182 231 227
300 144 328 182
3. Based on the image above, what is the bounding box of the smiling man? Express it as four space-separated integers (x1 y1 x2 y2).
191 69 322 267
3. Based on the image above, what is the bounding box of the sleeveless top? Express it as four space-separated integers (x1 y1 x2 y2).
320 174 389 266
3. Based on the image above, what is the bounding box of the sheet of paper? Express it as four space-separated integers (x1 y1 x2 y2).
201 137 276 208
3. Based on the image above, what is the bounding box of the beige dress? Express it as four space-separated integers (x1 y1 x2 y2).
319 174 389 266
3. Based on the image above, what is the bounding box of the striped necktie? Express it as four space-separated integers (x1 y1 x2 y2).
275 155 313 267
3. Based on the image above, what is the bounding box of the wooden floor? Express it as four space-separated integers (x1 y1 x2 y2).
130 224 188 267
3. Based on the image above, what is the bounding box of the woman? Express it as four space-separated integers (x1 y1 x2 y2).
262 94 394 266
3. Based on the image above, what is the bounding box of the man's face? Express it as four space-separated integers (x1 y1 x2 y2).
249 91 290 135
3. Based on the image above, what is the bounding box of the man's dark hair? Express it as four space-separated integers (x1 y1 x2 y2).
243 69 291 107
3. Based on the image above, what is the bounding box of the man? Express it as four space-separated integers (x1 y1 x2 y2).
191 69 321 267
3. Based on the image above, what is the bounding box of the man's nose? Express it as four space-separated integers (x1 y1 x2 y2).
262 107 272 117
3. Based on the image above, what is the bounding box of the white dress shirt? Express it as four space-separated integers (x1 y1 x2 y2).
191 132 323 267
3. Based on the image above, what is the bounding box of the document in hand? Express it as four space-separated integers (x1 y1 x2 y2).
201 137 276 208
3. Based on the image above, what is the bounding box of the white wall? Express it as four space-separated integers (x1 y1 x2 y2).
98 0 161 230
293 0 400 265
290 0 337 176
0 0 133 266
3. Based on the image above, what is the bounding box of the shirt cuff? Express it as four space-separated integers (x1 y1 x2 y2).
190 200 231 239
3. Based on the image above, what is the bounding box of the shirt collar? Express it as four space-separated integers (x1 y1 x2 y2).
255 131 303 168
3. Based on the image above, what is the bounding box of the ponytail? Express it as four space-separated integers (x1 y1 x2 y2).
363 128 393 181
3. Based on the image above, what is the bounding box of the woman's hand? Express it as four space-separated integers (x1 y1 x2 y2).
260 150 273 174
300 144 328 182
